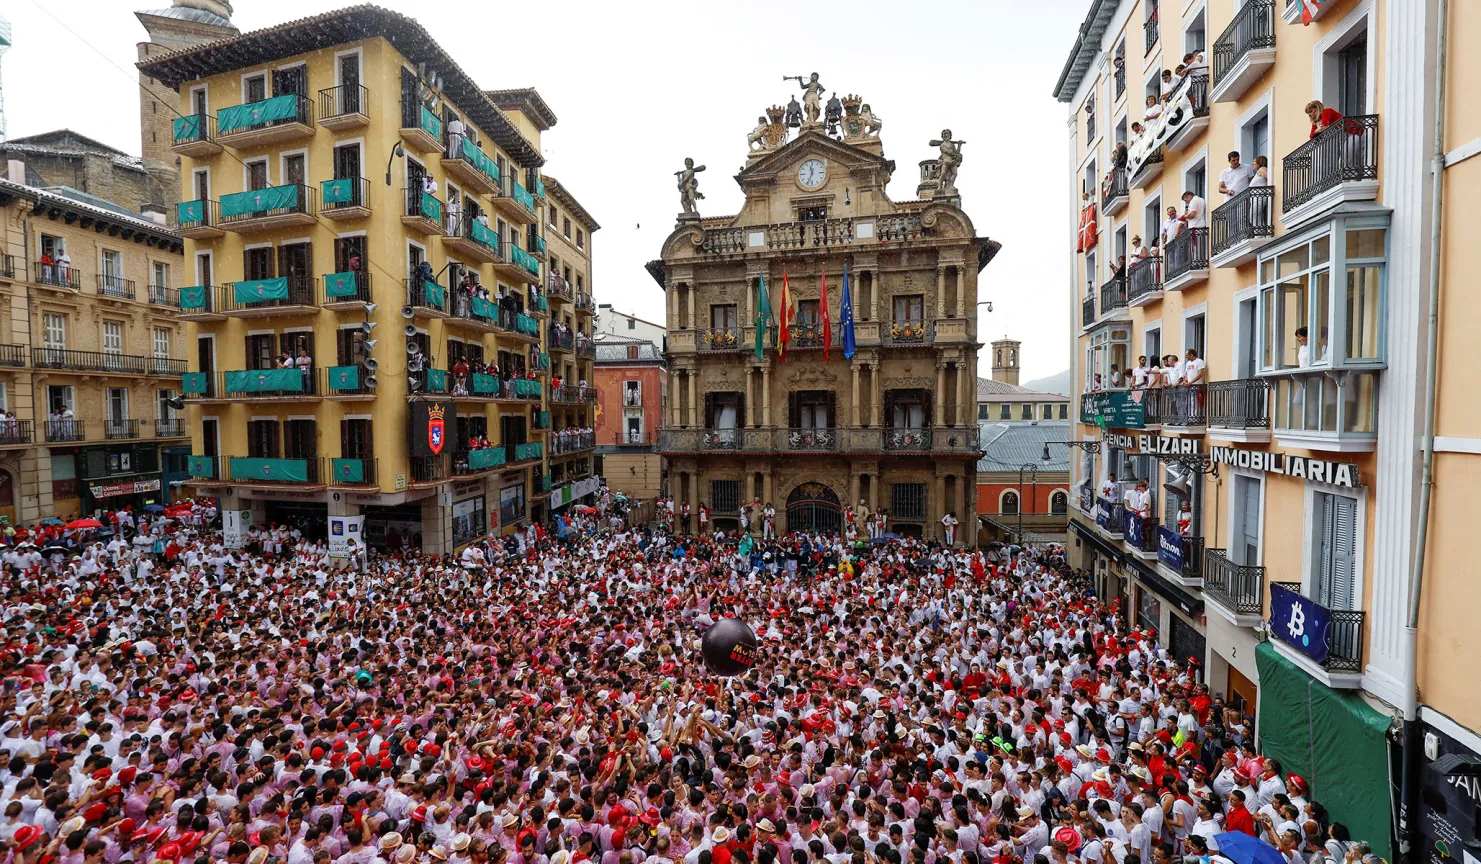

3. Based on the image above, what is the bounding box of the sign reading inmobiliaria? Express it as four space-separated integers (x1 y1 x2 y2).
1209 446 1360 488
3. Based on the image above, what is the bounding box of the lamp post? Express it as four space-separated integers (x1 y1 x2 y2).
1016 462 1040 543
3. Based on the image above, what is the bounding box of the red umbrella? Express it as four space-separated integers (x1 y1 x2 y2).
66 518 103 530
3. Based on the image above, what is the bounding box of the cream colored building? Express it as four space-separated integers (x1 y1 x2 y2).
655 92 999 539
1056 0 1475 853
0 177 188 523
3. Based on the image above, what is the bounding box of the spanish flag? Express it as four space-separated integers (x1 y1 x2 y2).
778 272 792 361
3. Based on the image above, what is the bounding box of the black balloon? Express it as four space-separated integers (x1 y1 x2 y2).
700 618 759 676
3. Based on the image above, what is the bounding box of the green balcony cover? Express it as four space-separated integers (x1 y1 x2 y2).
172 114 204 143
328 365 360 390
472 373 498 395
231 456 309 483
321 178 356 205
324 271 359 298
534 234 547 255
181 372 209 395
535 410 550 428
515 378 542 398
419 192 442 223
187 455 215 477
233 277 290 305
459 138 501 186
419 105 442 138
177 199 205 224
535 177 546 199
218 94 301 134
332 458 366 483
512 246 541 277
516 314 538 336
180 285 209 310
221 184 299 218
468 448 506 470
471 296 495 320
422 280 446 309
513 182 536 212
515 442 543 461
470 219 499 249
426 369 449 392
225 368 305 393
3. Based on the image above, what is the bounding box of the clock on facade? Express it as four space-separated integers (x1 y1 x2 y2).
796 158 826 190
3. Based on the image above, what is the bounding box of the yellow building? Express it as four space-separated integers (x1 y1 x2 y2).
1056 0 1472 854
0 178 188 523
138 6 598 552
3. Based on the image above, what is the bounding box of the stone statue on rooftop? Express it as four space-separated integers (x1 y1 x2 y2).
785 72 825 127
676 157 706 218
928 129 966 197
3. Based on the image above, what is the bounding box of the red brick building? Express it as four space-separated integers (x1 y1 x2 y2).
594 335 665 501
974 421 1072 543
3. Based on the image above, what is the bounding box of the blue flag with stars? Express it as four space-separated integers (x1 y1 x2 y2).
840 262 857 361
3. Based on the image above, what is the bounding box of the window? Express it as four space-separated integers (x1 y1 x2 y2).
1144 196 1162 253
999 404 1011 420
563 217 571 238
1000 491 1019 515
892 294 924 324
711 479 740 513
710 304 738 332
1231 474 1262 566
892 483 927 521
153 327 171 359
1184 8 1205 53
1051 491 1069 515
1257 221 1386 373
101 250 124 291
548 205 559 228
1311 491 1358 609
152 261 169 291
576 229 585 250
888 391 927 429
1145 326 1162 363
1086 325 1131 390
793 391 832 428
796 299 820 327
1059 404 1068 419
158 389 177 421
1043 405 1055 420
624 380 641 406
1183 158 1206 199
1241 108 1270 162
107 388 129 422
626 317 636 330
1020 404 1033 420
1185 313 1205 359
244 73 267 102
43 313 66 349
246 158 269 190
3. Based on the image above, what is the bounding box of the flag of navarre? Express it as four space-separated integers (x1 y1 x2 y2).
428 404 447 455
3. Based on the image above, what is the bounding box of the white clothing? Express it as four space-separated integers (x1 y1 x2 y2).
1219 163 1255 196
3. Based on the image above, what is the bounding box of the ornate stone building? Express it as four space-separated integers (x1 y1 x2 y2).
653 86 998 541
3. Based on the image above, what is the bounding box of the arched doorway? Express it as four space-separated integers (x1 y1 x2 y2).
786 482 841 534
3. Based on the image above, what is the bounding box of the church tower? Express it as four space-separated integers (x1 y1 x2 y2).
991 337 1021 386
136 0 237 213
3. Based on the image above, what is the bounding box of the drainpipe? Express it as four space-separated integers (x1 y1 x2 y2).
1401 0 1449 859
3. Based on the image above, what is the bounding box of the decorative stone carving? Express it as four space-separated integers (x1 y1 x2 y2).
785 73 826 127
784 366 839 386
927 129 965 198
675 157 706 220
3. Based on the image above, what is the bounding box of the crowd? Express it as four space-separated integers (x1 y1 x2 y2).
0 499 1384 864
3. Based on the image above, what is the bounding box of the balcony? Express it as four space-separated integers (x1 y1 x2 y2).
1164 73 1211 152
783 427 838 453
1098 274 1128 320
318 84 369 131
405 278 449 317
1101 167 1129 216
1157 383 1206 431
551 431 596 456
104 418 142 440
552 384 596 405
331 457 378 487
699 214 923 256
170 112 221 157
443 216 501 264
0 254 14 280
32 347 186 376
402 187 444 235
1207 378 1271 443
882 427 934 452
1080 390 1146 429
492 179 538 224
409 455 450 485
1144 15 1158 54
442 137 502 196
1093 496 1126 537
509 441 544 465
45 419 86 443
149 284 180 308
222 275 318 317
1081 294 1095 328
215 94 314 148
1163 227 1208 292
1270 371 1379 453
186 454 219 482
217 367 322 401
700 328 743 353
1281 114 1380 228
175 199 223 240
1129 148 1163 190
177 285 224 321
155 418 187 438
96 274 136 301
228 455 324 487
1203 549 1265 626
510 245 542 281
454 447 507 476
1211 0 1276 103
1158 526 1204 584
326 365 375 399
0 419 33 447
218 184 317 233
1123 512 1159 558
323 270 371 310
444 294 499 333
1268 581 1365 686
321 177 371 221
1210 186 1275 266
657 426 980 456
577 335 596 360
33 262 80 291
399 100 443 154
546 273 574 303
0 344 22 367
548 326 574 354
1127 256 1162 307
887 319 929 345
576 292 596 314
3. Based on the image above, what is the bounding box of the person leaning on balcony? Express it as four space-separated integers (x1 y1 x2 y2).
1162 206 1183 247
56 248 71 281
1305 100 1343 138
447 114 465 159
1131 356 1150 389
1130 235 1149 261
1143 94 1163 124
1179 189 1207 230
1295 327 1311 368
1182 349 1206 386
1177 499 1193 537
1218 151 1254 197
1160 69 1176 103
1110 364 1126 389
1125 480 1152 519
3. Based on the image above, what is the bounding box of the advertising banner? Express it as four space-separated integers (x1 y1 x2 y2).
1269 582 1334 665
223 509 252 549
328 515 365 558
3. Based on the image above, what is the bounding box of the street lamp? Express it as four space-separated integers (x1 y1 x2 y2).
1016 443 1054 542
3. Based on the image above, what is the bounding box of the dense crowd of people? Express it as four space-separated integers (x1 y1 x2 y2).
0 499 1384 864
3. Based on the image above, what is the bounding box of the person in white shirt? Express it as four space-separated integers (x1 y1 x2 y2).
1161 206 1183 248
1165 353 1186 386
1295 327 1311 368
1182 349 1206 385
1180 189 1207 229
1124 481 1151 518
447 115 466 159
940 511 958 546
1131 356 1149 389
1218 151 1255 197
1129 235 1148 261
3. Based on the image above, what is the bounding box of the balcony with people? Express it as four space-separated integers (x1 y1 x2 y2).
1101 165 1128 217
1210 149 1275 267
1282 102 1380 228
1126 249 1162 307
402 184 444 236
1210 0 1276 104
441 122 503 196
1162 195 1209 292
1098 271 1128 322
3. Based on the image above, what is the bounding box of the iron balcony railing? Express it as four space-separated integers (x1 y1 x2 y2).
1144 14 1159 54
322 176 370 214
220 274 319 313
32 347 186 375
1081 294 1095 327
1099 273 1128 317
1114 63 1125 100
1094 496 1126 534
0 254 15 278
323 270 371 305
330 457 378 487
1204 548 1264 614
405 278 448 315
201 367 325 399
548 326 575 352
1165 227 1209 282
1212 0 1276 86
0 419 33 445
404 186 443 228
546 273 574 301
0 344 26 367
1208 378 1271 429
658 426 982 455
228 455 324 486
104 418 142 440
218 183 317 227
318 84 368 121
784 428 838 452
149 284 180 307
34 262 80 290
553 384 596 404
409 455 450 484
1130 148 1163 185
97 274 136 300
171 111 217 146
1183 72 1211 122
1101 167 1128 210
1282 114 1380 213
216 93 313 136
45 419 86 443
1127 256 1162 303
1159 383 1206 427
1159 528 1204 580
1270 582 1365 673
551 431 596 455
186 454 219 481
576 335 595 359
175 198 220 234
1124 512 1160 554
1211 186 1275 257
155 418 186 437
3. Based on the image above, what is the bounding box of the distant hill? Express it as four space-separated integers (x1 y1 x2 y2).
1022 369 1071 397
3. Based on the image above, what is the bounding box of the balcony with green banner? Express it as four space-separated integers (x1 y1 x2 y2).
533 234 547 255
511 246 541 278
1079 390 1146 429
470 219 500 253
470 296 496 322
467 447 507 470
219 184 312 228
399 103 443 154
323 270 364 302
515 313 540 337
216 94 310 141
416 279 446 311
320 177 367 218
513 182 536 213
225 367 308 396
532 295 549 314
534 410 551 429
513 441 543 462
471 373 499 396
444 137 501 193
171 113 220 156
230 456 313 484
535 177 546 199
232 277 289 305
172 113 206 144
182 372 210 397
331 457 371 485
425 368 449 393
328 365 366 395
514 378 542 399
187 455 217 479
179 285 212 313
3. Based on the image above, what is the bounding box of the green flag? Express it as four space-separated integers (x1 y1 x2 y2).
754 275 771 361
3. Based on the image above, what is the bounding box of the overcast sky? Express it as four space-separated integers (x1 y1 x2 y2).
2 0 1082 383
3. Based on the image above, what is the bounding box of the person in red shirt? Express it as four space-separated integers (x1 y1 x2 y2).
1305 100 1344 138
1225 789 1257 835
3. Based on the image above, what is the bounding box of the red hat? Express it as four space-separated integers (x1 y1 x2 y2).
332 739 347 752
311 746 326 760
1287 773 1307 793
639 807 661 827
144 827 168 845
117 818 138 838
11 825 41 850
659 746 673 762
380 757 393 770
84 802 107 822
90 767 112 782
1096 748 1110 762
1054 827 1081 853
411 805 429 824
425 742 442 758
117 766 138 785
157 842 182 861
611 828 627 849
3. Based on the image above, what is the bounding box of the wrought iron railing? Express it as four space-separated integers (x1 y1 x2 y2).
1131 148 1163 185
1124 513 1160 554
1203 548 1265 615
97 274 136 300
1081 294 1095 327
405 278 448 315
104 418 141 440
1094 496 1126 534
1101 167 1128 210
1270 582 1365 673
322 176 370 214
34 262 80 290
1144 15 1159 54
32 347 186 375
0 419 33 445
155 418 186 437
1160 383 1206 427
1159 528 1204 580
0 344 26 367
220 274 318 313
1207 378 1270 429
45 419 86 442
218 184 317 227
1165 227 1209 282
1100 273 1128 317
1127 256 1161 303
1211 186 1274 257
1282 114 1380 213
149 284 181 307
784 427 838 452
330 457 377 487
552 431 596 455
1212 0 1276 86
318 84 368 121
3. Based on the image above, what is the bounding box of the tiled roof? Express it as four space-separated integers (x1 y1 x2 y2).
0 179 183 250
977 421 1073 472
486 88 558 130
976 377 1069 402
543 175 599 231
138 5 236 29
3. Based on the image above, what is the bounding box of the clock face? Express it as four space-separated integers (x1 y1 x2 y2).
797 159 826 189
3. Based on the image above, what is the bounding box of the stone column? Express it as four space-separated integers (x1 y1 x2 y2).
849 471 860 510
686 285 696 331
959 361 972 426
935 267 946 319
763 471 774 511
669 285 678 327
669 370 681 427
761 365 771 427
686 371 697 427
851 364 861 426
870 271 880 322
956 268 966 318
745 276 755 331
871 364 882 427
689 470 699 511
935 364 947 426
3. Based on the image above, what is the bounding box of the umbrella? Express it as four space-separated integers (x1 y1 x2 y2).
42 544 70 557
66 518 103 530
1213 834 1286 864
40 517 63 526
143 504 166 513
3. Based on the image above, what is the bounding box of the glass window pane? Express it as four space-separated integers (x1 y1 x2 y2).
1311 234 1331 267
1346 265 1383 361
1320 374 1339 431
1313 269 1331 365
1346 228 1386 259
1279 276 1308 368
1303 376 1321 431
1274 378 1290 429
1261 287 1276 369
1278 247 1310 278
1343 371 1378 433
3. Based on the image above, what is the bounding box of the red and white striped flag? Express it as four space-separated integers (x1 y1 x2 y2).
1299 0 1322 25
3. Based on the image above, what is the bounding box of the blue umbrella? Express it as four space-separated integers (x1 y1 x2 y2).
40 517 63 526
143 504 166 513
1214 833 1285 864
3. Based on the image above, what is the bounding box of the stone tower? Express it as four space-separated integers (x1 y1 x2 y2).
991 337 1020 386
136 0 237 213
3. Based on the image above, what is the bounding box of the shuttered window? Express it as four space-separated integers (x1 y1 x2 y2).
711 480 740 513
1313 491 1358 610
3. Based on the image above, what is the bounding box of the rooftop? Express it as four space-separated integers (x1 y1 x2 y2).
543 175 600 232
137 5 236 30
976 377 1069 403
1052 0 1115 102
486 88 558 131
977 421 1073 473
0 179 183 251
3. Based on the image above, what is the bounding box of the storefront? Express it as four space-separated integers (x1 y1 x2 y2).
262 500 329 538
498 482 526 531
85 474 164 513
451 493 486 547
362 502 425 550
1127 559 1205 668
75 445 167 514
1071 522 1132 611
551 475 601 511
